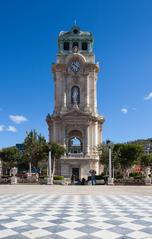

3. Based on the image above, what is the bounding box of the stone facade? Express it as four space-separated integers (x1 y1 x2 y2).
46 25 104 180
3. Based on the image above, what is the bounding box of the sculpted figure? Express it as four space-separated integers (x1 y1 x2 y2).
72 87 78 104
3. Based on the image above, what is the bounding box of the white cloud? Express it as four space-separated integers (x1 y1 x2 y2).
0 125 5 132
9 115 28 124
7 126 17 132
121 108 128 114
144 92 152 101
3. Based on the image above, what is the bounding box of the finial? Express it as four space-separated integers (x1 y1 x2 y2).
74 19 77 26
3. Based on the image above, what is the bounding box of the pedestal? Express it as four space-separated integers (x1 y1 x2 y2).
0 167 2 178
145 177 151 185
11 176 17 185
47 177 53 185
145 167 151 185
108 177 114 185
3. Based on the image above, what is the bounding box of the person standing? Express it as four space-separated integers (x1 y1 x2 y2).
89 170 96 185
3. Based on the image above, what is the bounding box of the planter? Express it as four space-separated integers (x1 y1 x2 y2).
114 178 145 185
145 177 151 185
87 180 105 185
53 180 65 185
11 176 17 185
96 179 105 185
64 178 71 185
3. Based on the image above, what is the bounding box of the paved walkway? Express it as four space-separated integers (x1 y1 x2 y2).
0 194 152 239
0 186 151 238
0 185 152 196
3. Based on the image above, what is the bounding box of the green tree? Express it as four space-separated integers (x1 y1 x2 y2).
97 142 121 176
96 143 109 174
113 144 143 176
112 145 122 172
0 146 21 175
23 130 48 173
140 154 152 168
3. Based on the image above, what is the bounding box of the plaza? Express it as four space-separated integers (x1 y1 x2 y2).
0 1 152 239
0 185 151 239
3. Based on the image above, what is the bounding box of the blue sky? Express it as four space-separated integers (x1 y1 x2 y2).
0 0 152 148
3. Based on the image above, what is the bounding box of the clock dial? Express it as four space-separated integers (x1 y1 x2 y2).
70 61 80 72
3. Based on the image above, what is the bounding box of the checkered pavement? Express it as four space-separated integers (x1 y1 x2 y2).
0 194 151 238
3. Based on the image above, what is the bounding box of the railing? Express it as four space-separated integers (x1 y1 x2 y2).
68 152 84 157
61 152 99 160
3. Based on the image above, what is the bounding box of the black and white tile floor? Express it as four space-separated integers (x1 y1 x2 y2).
0 194 151 239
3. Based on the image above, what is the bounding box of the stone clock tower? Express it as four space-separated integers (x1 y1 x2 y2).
47 25 104 179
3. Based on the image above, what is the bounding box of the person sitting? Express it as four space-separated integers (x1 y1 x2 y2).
71 174 75 185
81 178 86 185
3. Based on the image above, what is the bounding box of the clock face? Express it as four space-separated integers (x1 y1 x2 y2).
70 61 80 72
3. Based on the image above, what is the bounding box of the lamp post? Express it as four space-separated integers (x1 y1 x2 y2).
47 151 53 184
106 140 114 185
0 160 2 178
29 160 32 176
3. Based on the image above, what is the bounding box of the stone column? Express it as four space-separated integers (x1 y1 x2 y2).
78 41 81 51
62 76 67 111
94 78 97 114
49 125 53 143
54 76 57 112
84 75 89 111
85 126 90 155
59 40 63 53
69 40 72 52
53 122 56 141
54 73 61 112
94 121 98 147
63 92 66 108
66 75 71 108
63 127 67 155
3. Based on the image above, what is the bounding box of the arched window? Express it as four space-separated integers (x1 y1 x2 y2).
73 29 78 34
68 137 82 153
82 42 88 51
71 86 80 105
64 42 69 50
72 42 79 48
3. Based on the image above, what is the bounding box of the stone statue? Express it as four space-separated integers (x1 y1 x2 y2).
72 87 78 105
11 167 18 184
73 46 78 53
11 167 17 176
145 167 151 185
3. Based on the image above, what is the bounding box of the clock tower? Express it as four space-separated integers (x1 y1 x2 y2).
47 25 104 179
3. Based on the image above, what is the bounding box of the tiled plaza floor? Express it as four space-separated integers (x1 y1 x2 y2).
0 194 151 239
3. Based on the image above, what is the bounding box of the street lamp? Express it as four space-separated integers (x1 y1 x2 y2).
0 160 3 178
106 140 114 185
47 151 53 185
